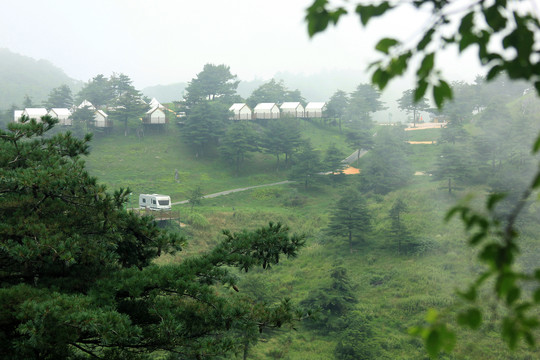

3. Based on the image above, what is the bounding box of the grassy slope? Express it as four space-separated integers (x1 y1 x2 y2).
84 121 539 359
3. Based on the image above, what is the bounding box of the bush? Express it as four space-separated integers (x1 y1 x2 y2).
187 212 210 229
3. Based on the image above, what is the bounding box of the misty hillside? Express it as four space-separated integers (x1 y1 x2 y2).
141 82 187 102
0 48 81 109
142 69 367 104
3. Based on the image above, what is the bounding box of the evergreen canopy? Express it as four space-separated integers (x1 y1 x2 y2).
0 116 305 359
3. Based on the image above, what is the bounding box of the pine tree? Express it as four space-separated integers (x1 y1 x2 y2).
0 117 305 359
327 191 371 253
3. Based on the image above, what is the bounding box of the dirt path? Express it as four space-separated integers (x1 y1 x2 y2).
171 180 294 205
172 148 367 206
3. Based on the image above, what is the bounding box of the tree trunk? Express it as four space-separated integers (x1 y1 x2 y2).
349 231 353 253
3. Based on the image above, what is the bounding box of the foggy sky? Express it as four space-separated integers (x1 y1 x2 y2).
0 0 484 90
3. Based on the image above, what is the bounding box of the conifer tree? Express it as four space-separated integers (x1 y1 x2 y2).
0 116 305 359
327 190 371 253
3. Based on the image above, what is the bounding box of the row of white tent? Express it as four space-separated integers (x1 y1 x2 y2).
13 98 169 127
229 102 326 120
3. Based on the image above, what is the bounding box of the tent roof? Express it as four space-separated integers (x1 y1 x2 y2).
280 102 302 110
254 103 277 110
50 108 71 116
305 102 326 110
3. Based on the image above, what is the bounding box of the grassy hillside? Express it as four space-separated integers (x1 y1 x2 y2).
83 119 540 359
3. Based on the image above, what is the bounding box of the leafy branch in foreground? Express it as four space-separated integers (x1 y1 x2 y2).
306 0 540 107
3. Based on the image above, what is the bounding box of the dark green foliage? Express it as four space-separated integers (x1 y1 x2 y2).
70 105 94 138
326 190 371 253
359 127 413 195
184 63 240 107
246 79 305 109
288 140 322 190
397 89 430 126
261 119 303 169
76 74 113 107
220 121 260 175
432 145 474 193
0 118 305 359
388 199 415 254
45 84 74 108
334 312 376 360
347 83 385 129
323 143 346 184
188 185 204 211
345 129 374 162
301 266 357 333
181 101 229 157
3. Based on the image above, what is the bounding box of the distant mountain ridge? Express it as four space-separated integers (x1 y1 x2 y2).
0 48 82 110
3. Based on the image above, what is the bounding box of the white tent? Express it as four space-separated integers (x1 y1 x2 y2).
253 103 280 119
48 108 72 126
280 102 305 118
229 103 252 120
305 102 326 118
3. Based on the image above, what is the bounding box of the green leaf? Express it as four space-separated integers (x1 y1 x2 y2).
458 286 477 301
305 0 330 37
417 53 435 79
457 308 482 329
533 288 540 303
375 38 399 54
459 33 477 52
506 286 520 305
414 80 428 101
425 329 441 358
355 2 393 26
484 4 507 32
458 12 475 36
417 28 435 51
433 80 452 108
371 68 390 90
487 193 506 211
532 133 540 154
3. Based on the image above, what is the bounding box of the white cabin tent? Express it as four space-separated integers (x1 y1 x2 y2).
305 102 326 118
229 103 252 120
93 110 111 128
149 98 165 110
280 102 305 118
13 110 23 123
145 106 167 124
22 108 48 122
253 103 280 119
78 100 96 110
48 108 72 126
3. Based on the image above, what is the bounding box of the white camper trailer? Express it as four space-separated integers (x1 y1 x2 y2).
139 194 171 211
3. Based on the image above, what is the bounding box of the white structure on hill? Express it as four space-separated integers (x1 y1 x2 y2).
149 98 165 110
229 103 252 120
22 108 48 122
145 106 167 124
94 110 111 128
13 110 23 123
78 100 96 110
280 102 305 118
48 108 72 126
305 102 326 118
253 103 280 119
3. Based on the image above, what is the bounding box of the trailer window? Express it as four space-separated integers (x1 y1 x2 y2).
158 200 169 206
142 198 146 203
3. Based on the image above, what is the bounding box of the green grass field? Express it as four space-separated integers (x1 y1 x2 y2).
84 120 540 359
